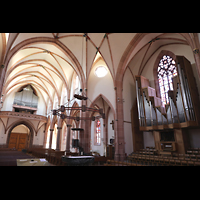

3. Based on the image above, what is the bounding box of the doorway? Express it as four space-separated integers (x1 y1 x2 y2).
8 124 31 151
8 133 27 151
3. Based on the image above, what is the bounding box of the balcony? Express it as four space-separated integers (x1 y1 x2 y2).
0 111 47 122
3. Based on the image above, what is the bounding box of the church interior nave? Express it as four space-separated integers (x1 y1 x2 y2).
1 33 200 166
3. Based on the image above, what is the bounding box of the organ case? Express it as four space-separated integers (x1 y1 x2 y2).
135 56 200 131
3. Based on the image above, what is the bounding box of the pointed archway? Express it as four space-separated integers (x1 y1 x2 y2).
88 94 116 157
6 120 35 150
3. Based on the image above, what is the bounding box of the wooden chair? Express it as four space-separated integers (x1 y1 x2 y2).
163 158 170 166
158 157 165 166
175 159 181 166
187 150 193 154
178 154 185 161
153 156 160 166
173 153 179 157
181 160 188 166
187 161 195 166
194 161 200 166
190 154 197 161
144 155 150 165
193 151 199 155
169 159 176 166
196 155 200 161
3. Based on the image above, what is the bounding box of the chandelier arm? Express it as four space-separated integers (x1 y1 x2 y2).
87 108 100 112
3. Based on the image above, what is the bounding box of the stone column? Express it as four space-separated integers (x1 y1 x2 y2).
49 129 54 149
56 127 62 151
65 124 72 153
114 83 125 161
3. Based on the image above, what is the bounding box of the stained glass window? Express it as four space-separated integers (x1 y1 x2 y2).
95 120 101 145
157 55 177 106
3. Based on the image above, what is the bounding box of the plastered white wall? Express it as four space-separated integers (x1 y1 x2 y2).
36 93 46 116
33 124 45 146
12 124 29 133
1 92 15 111
87 59 115 111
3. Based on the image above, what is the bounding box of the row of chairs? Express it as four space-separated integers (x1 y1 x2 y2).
186 149 200 155
136 151 157 155
173 153 200 161
136 147 158 156
104 159 146 166
146 147 155 149
128 153 200 166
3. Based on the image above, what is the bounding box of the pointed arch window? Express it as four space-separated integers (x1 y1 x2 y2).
94 119 101 145
157 55 177 106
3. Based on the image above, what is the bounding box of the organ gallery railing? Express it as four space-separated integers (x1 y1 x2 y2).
136 56 200 131
0 111 47 122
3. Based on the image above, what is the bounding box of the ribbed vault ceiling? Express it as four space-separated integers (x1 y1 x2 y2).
1 33 193 111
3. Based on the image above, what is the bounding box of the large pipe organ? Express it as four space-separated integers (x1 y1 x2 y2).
136 56 200 131
134 56 200 153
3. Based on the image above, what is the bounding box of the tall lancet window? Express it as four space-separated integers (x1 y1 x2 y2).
157 55 177 106
94 119 101 145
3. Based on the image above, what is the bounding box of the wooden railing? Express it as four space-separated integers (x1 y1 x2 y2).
0 111 47 122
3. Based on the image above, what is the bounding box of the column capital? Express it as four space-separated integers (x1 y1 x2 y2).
49 129 54 131
57 127 62 130
67 124 72 127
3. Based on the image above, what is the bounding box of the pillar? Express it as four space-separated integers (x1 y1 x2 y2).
56 127 62 151
131 101 144 152
153 131 161 152
49 129 54 149
114 82 125 161
174 129 190 154
80 111 90 154
65 124 72 153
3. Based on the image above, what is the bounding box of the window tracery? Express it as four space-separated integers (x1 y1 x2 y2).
157 55 177 106
95 119 101 145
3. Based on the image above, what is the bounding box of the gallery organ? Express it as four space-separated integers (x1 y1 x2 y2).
134 55 200 154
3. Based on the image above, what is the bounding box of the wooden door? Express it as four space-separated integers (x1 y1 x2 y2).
8 133 27 151
8 133 18 149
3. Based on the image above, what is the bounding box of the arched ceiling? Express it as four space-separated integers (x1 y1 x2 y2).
1 33 196 110
126 33 190 76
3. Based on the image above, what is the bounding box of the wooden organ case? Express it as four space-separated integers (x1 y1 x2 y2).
134 56 200 154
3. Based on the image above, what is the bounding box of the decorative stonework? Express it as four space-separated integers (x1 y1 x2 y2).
0 111 47 122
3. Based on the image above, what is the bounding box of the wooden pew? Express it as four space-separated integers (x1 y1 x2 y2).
94 156 108 166
0 148 17 151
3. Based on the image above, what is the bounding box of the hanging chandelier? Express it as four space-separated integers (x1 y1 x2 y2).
52 89 105 121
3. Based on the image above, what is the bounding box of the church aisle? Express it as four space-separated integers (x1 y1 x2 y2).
0 149 35 166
